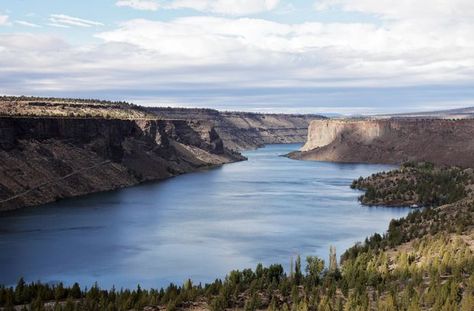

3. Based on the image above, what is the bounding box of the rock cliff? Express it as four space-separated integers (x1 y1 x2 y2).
149 108 325 151
289 118 474 167
0 117 243 211
0 96 323 211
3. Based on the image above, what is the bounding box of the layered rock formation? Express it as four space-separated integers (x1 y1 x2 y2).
0 97 323 211
149 108 325 151
289 118 474 167
0 117 243 211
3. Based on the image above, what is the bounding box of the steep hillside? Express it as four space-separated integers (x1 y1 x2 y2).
289 118 474 167
0 117 243 211
149 108 325 151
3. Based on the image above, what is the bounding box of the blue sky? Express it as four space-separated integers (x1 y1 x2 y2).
1 0 474 114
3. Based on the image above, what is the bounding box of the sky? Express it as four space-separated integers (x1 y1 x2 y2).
1 0 474 115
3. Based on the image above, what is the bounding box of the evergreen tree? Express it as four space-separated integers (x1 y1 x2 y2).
294 256 302 285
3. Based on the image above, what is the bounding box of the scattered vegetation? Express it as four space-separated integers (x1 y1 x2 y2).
1 230 473 310
351 162 473 207
1 164 473 310
342 199 474 260
0 96 157 120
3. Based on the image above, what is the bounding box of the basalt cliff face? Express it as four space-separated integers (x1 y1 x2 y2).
0 96 321 211
0 117 243 211
149 108 325 151
289 118 474 167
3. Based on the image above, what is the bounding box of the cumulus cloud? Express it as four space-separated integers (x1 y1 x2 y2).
2 1 474 112
115 0 280 15
94 16 474 84
48 14 104 28
2 15 473 90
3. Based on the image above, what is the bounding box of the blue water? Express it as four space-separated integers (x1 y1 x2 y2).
0 144 411 289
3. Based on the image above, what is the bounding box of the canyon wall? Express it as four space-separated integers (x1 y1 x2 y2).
149 108 325 151
290 118 474 167
0 97 324 211
0 117 243 211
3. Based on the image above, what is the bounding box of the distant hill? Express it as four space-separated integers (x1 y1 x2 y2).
379 106 474 119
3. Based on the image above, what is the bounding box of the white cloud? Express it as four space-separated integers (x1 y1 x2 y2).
2 1 474 112
47 23 70 29
1 13 473 92
116 0 160 11
115 0 280 15
0 14 10 26
49 14 104 28
94 16 474 85
15 20 42 28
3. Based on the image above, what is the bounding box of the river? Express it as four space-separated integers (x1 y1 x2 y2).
0 144 411 289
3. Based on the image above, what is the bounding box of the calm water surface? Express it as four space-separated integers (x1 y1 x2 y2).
0 144 411 288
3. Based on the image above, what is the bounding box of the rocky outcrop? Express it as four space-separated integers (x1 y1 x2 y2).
149 108 325 151
0 117 243 211
289 118 474 167
299 119 387 152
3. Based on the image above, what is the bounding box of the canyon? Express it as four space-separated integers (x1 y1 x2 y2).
0 117 243 211
4 96 474 211
149 107 324 151
289 118 474 167
0 97 320 211
2 98 474 310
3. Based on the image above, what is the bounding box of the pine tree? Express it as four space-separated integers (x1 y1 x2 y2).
294 256 302 285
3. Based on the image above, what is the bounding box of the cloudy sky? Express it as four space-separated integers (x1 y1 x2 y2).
1 0 474 114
